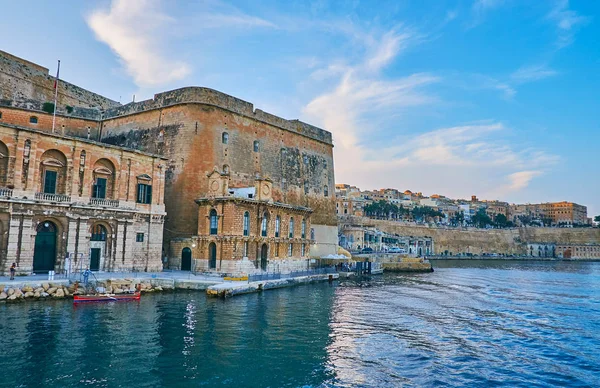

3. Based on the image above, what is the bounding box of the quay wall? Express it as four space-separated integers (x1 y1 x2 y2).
346 216 600 255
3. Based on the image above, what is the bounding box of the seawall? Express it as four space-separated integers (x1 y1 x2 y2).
345 216 600 255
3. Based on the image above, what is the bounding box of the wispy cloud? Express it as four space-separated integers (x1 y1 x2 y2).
87 0 191 88
302 24 558 198
507 170 542 190
187 0 276 29
510 64 558 83
303 27 438 165
547 0 590 48
87 0 275 88
469 0 506 28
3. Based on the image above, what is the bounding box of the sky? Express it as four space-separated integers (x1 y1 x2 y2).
1 0 598 216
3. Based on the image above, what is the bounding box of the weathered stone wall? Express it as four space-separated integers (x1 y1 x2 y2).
344 216 600 255
100 98 337 252
0 50 119 110
0 106 101 139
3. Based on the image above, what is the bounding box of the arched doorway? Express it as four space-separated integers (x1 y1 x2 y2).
260 243 268 271
33 221 57 273
209 242 217 269
90 224 107 271
181 247 192 271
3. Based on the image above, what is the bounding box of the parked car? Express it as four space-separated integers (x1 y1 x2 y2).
360 247 374 253
388 247 406 253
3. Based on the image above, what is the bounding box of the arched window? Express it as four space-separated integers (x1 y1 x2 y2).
304 181 309 194
275 215 281 238
324 185 329 197
91 224 107 241
289 217 294 238
210 209 218 235
223 165 230 174
261 212 268 237
301 219 306 239
288 243 293 257
30 116 38 124
222 132 229 144
243 211 250 236
253 140 260 152
301 243 306 257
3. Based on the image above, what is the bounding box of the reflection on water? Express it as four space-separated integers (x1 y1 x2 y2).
1 260 600 387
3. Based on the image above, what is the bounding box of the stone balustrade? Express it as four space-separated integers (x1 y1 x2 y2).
34 192 71 203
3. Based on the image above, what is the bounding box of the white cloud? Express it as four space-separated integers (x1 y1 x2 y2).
87 0 276 88
87 0 191 88
472 0 505 12
469 0 506 28
547 0 590 48
510 65 558 83
303 28 438 175
507 171 542 190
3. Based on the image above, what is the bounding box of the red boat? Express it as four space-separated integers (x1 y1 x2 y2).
73 292 141 303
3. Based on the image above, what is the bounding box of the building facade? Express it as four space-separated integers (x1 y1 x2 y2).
0 122 165 275
544 201 588 226
556 244 600 259
169 171 313 273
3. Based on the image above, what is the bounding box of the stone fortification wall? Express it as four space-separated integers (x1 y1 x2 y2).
100 101 337 245
0 50 119 110
345 216 600 255
103 87 333 145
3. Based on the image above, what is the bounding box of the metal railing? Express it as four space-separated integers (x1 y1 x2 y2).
248 267 336 282
0 188 13 198
89 198 120 208
35 192 71 203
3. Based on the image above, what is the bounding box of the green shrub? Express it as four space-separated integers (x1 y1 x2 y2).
42 102 55 114
65 105 73 114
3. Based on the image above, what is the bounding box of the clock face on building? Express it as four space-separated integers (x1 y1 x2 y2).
210 180 220 192
262 184 270 196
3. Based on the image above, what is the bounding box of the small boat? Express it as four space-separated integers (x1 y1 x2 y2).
73 292 141 303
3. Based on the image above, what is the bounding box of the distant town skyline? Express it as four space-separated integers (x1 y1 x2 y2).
1 0 598 216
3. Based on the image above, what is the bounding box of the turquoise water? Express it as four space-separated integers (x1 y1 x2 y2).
1 260 600 387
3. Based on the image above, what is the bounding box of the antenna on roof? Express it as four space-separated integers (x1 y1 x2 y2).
132 94 135 103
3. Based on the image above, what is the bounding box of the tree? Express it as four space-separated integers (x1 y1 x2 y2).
411 206 444 222
471 208 492 228
450 211 465 226
594 215 600 224
494 213 508 228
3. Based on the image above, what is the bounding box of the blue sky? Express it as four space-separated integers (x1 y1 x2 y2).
1 0 598 216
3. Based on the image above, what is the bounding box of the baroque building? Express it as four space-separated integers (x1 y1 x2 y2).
0 122 166 275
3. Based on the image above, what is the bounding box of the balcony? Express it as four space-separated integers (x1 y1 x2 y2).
88 198 120 208
0 188 13 198
35 192 71 203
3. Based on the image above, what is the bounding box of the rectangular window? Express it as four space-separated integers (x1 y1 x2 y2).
243 241 248 257
43 170 57 194
92 177 107 199
137 183 152 204
288 243 293 257
275 243 280 257
301 243 306 257
136 233 144 242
